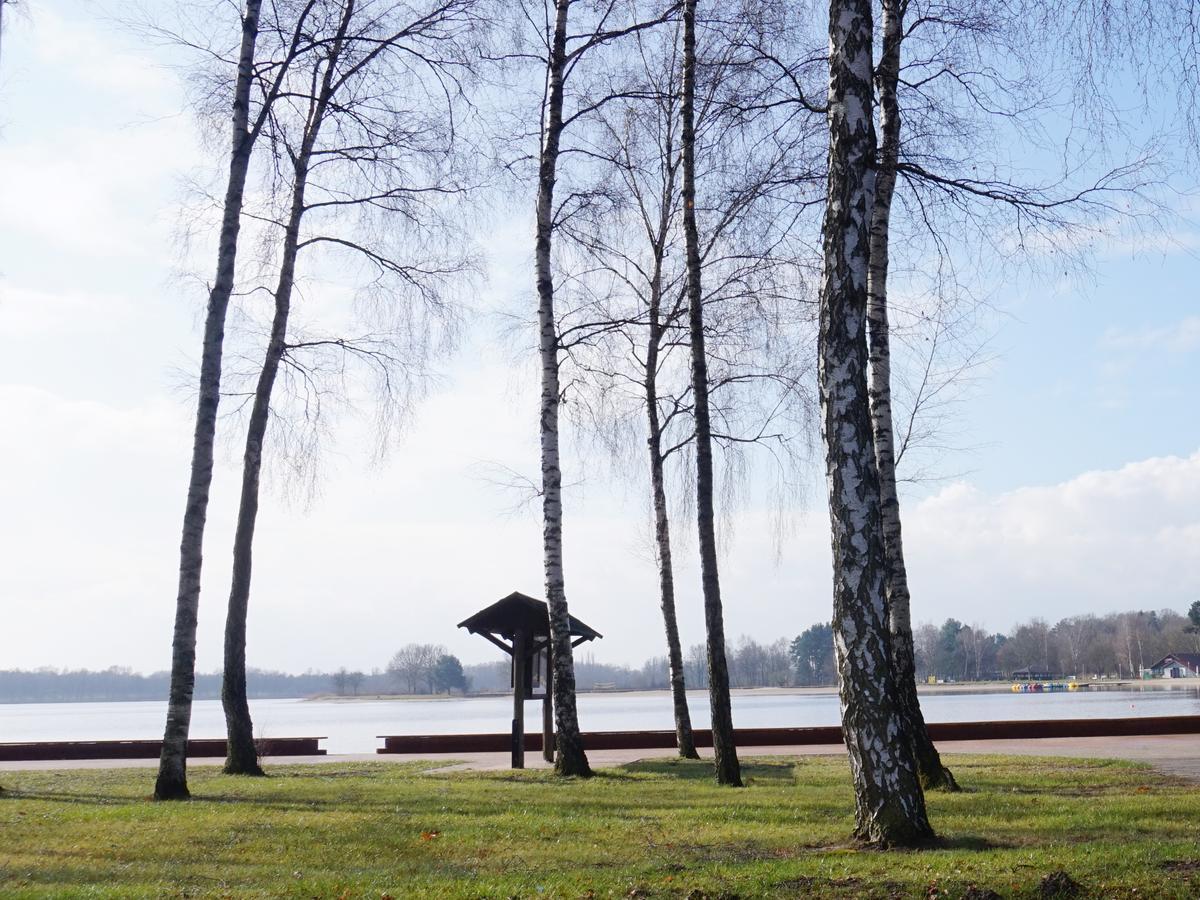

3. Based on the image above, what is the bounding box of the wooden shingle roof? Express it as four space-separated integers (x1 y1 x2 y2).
457 591 602 642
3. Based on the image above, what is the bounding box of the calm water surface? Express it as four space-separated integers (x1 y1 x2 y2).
3 686 1198 754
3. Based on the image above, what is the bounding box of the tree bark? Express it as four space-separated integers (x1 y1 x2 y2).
820 0 933 846
682 0 741 787
646 284 700 761
536 0 591 778
642 104 699 761
866 0 958 793
155 0 264 802
221 167 308 776
221 0 348 776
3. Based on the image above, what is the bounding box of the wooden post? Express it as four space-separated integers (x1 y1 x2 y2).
512 628 527 769
542 648 554 763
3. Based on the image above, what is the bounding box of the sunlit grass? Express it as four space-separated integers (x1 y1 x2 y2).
0 755 1197 897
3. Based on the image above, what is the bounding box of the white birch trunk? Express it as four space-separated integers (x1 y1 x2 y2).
221 3 349 777
646 249 699 761
536 0 590 778
819 0 933 845
155 0 264 801
641 106 698 760
866 0 958 793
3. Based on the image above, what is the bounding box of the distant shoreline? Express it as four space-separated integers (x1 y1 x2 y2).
300 679 1198 703
1 679 1192 706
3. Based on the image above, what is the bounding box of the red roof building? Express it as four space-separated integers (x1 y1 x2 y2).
1145 653 1200 678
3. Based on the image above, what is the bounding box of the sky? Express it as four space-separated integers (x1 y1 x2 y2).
1 1 1198 676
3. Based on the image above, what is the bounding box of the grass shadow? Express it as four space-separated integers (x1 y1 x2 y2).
0 790 135 807
617 757 798 784
932 834 1013 852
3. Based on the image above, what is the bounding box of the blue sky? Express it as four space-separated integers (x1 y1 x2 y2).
967 255 1200 493
0 1 1197 674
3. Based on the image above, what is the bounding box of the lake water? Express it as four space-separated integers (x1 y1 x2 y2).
2 686 1197 754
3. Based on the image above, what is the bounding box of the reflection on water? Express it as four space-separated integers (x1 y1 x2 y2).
1 686 1197 754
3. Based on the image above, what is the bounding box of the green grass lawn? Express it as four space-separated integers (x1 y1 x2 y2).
0 755 1197 898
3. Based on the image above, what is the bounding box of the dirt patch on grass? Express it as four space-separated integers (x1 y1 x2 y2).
773 875 909 898
961 887 1003 900
1160 859 1200 873
1038 870 1083 897
679 842 798 864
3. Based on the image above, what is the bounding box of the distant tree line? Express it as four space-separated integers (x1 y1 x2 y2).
0 668 334 704
465 604 1200 690
782 606 1200 687
914 606 1200 682
386 644 468 695
6 604 1191 704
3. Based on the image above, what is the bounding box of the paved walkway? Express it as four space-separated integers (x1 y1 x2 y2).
1 735 1196 780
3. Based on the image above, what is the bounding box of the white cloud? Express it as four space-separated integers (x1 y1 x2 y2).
1099 316 1200 355
0 5 203 259
0 119 200 257
904 452 1200 628
0 283 136 337
2 345 1198 672
0 383 188 456
28 7 179 99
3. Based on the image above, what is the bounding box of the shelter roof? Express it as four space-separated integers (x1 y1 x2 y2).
457 591 602 642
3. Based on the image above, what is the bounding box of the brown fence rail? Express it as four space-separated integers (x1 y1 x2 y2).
0 737 326 761
378 715 1200 755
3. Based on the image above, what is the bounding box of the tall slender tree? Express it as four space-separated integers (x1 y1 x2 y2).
641 108 699 758
818 0 933 845
522 0 681 778
156 0 313 801
547 10 814 762
866 0 957 792
681 0 740 786
219 0 479 774
862 0 1160 796
221 0 355 776
534 0 592 778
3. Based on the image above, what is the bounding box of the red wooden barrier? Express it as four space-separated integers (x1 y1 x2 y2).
0 736 326 761
377 715 1200 754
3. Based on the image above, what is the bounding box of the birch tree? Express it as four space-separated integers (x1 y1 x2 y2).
519 0 679 778
741 0 1159 801
565 64 703 757
552 15 814 764
218 0 479 775
864 0 957 792
680 0 739 785
155 0 316 801
680 0 815 786
818 0 933 846
869 0 1161 791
